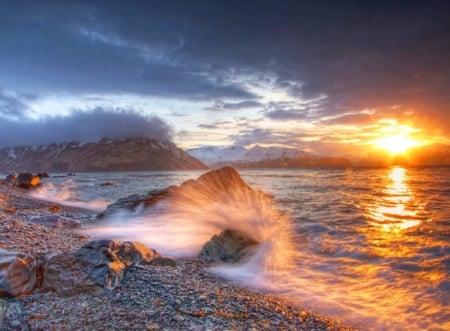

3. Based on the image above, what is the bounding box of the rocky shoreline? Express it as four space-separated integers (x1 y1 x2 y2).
1 179 357 330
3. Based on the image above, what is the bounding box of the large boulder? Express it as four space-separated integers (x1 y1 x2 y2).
199 229 259 263
98 167 268 219
14 173 41 189
41 240 162 296
0 249 39 298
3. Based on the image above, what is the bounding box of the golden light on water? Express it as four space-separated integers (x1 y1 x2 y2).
364 167 427 234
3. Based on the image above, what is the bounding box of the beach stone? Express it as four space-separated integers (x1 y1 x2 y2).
28 215 81 228
41 240 162 296
14 173 41 189
0 249 39 297
199 229 259 263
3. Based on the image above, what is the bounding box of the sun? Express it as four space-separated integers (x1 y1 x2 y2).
374 134 419 155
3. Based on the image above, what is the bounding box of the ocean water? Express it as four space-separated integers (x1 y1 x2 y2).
30 167 450 330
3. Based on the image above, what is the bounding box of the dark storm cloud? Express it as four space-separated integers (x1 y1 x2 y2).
0 91 29 120
1 1 449 131
0 108 173 147
0 1 256 100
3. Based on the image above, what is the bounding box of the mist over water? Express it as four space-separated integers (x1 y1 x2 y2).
30 167 450 330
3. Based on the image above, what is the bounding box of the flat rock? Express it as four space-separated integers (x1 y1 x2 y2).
28 215 81 228
41 240 162 296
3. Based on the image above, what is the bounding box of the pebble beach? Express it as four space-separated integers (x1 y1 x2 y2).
0 183 357 331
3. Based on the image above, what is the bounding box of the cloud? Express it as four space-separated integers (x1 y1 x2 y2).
321 113 374 125
198 124 219 129
205 100 263 111
230 128 312 148
0 108 173 147
0 91 29 120
0 3 256 101
265 109 308 120
1 1 449 147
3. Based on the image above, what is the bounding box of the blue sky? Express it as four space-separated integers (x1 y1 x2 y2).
1 1 449 157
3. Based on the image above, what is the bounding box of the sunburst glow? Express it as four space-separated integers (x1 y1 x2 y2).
374 134 420 155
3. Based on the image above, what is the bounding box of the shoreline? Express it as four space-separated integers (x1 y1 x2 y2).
0 184 357 330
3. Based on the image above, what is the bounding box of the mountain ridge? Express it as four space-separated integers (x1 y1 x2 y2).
0 137 207 173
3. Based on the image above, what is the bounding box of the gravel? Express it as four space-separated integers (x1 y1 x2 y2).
0 184 358 330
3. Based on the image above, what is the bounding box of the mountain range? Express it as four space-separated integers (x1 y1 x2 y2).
0 137 206 173
187 145 351 168
1 138 449 173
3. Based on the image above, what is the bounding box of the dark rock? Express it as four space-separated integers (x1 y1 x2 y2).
100 182 115 187
14 173 41 189
199 229 259 263
41 240 161 296
97 193 152 218
28 215 81 228
98 167 267 218
3 174 16 186
0 249 39 298
37 172 49 178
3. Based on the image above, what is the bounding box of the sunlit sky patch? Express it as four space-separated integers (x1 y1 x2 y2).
0 1 449 157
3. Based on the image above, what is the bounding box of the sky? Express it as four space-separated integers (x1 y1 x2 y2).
1 0 449 157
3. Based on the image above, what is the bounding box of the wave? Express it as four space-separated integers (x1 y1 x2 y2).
30 181 109 212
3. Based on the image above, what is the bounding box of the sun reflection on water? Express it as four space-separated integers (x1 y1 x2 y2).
365 167 428 233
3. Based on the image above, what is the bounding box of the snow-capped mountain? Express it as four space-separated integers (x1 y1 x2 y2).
187 145 313 167
0 137 207 172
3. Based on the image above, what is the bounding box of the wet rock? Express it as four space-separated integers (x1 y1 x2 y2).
0 249 39 297
97 193 152 218
98 167 267 219
14 173 41 189
41 240 162 296
199 229 259 263
28 215 81 228
100 182 115 187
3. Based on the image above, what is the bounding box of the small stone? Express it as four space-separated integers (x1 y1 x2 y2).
93 312 103 321
146 322 159 330
10 319 21 327
174 315 185 322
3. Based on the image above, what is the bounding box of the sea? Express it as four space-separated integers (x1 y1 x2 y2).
26 166 449 330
